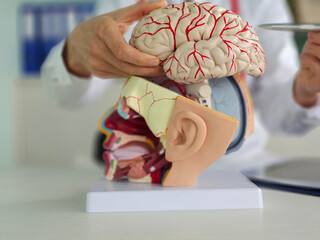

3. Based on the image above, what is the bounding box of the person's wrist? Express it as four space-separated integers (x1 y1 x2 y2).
293 73 319 108
63 38 91 78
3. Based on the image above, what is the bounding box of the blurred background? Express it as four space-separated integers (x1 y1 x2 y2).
0 0 319 168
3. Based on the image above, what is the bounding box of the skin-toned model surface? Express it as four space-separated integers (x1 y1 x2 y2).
98 2 265 186
164 96 238 186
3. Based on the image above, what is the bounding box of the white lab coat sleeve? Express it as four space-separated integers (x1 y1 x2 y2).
40 40 116 110
40 0 133 110
246 0 320 135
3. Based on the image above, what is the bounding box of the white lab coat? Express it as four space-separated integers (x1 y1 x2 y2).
41 0 320 169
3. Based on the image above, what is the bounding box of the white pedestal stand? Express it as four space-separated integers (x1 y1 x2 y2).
86 170 263 212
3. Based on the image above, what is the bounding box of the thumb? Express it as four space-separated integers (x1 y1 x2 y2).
113 0 168 23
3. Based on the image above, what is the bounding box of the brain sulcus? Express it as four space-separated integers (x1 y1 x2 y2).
130 2 266 83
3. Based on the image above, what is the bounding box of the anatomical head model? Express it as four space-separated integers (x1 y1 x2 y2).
98 2 265 187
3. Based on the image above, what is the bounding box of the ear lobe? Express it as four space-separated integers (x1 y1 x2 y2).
166 111 207 162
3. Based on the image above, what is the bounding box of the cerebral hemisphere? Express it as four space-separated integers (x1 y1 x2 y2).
130 2 266 83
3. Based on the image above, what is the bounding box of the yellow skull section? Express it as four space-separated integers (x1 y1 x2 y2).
121 76 179 147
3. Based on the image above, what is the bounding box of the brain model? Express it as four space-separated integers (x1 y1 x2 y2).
130 2 265 83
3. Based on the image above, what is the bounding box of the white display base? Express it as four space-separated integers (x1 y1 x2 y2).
86 170 263 212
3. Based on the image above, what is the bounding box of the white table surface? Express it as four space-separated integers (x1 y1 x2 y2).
1 165 319 240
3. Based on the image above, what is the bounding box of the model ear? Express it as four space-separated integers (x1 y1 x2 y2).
166 111 206 162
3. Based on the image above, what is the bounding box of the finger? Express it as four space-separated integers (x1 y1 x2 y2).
94 66 128 78
93 69 127 79
301 53 320 76
306 42 320 59
100 45 165 77
115 60 164 77
101 24 160 67
81 39 129 77
139 66 167 78
112 0 168 23
308 32 320 45
89 57 129 78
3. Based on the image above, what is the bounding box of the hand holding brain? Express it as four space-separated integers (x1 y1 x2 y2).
130 2 265 83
